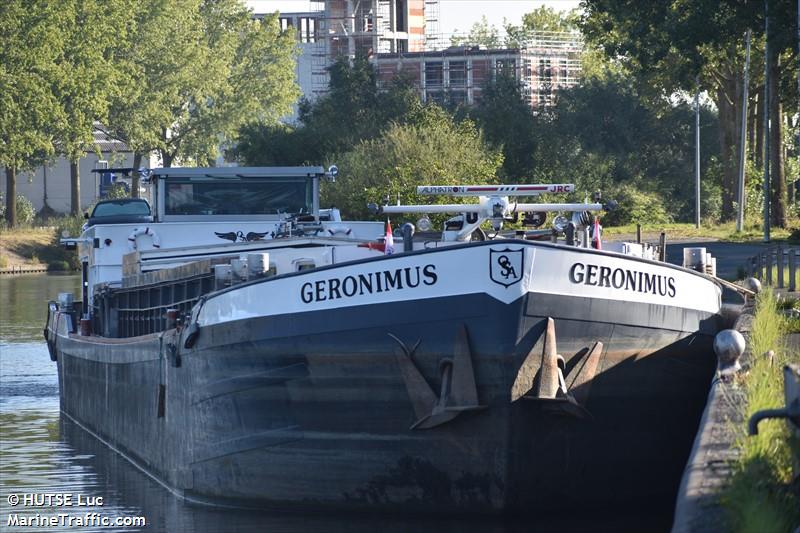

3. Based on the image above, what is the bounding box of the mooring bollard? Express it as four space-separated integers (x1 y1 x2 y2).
714 329 745 380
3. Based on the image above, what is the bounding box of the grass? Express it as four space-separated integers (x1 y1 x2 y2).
0 224 79 271
604 221 793 242
723 289 800 532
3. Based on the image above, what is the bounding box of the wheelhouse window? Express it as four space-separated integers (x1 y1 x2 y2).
165 178 312 216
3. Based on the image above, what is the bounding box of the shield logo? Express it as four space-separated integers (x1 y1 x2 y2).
489 248 524 288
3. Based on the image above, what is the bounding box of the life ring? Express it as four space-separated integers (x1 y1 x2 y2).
128 227 161 251
326 224 352 237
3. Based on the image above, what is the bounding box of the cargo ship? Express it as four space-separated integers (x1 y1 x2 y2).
45 166 726 514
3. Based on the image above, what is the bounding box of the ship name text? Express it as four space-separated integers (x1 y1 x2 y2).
568 262 676 298
301 265 438 303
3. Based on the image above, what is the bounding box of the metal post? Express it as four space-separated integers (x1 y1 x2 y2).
763 0 771 242
777 246 784 288
659 232 667 262
790 251 797 292
695 79 701 229
766 249 773 286
737 30 751 232
636 223 641 244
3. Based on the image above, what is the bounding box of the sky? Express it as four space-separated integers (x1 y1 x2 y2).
245 1 581 35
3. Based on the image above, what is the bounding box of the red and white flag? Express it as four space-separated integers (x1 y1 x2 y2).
592 217 602 250
384 219 395 255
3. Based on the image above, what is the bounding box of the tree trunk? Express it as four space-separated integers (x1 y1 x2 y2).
131 153 142 198
5 167 17 227
755 86 764 167
768 53 786 228
747 92 756 161
716 80 738 220
70 160 80 216
161 151 173 168
43 165 49 210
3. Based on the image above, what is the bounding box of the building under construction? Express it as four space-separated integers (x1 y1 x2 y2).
267 0 581 110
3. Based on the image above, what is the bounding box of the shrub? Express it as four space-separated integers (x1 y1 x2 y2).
602 184 672 226
0 195 37 226
47 260 70 272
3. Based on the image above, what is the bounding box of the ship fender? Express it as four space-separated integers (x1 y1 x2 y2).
44 301 58 361
127 227 161 251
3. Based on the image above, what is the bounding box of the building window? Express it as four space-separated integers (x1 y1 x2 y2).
395 0 407 32
496 59 516 77
425 62 443 89
449 61 466 87
299 17 316 43
280 17 293 32
397 39 408 53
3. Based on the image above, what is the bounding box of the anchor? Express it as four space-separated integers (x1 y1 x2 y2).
390 324 486 430
511 317 602 419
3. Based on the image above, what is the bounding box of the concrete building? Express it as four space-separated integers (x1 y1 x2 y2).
373 33 582 109
262 1 581 111
14 129 151 214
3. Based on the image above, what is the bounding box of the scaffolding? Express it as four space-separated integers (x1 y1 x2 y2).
291 3 582 108
374 31 583 109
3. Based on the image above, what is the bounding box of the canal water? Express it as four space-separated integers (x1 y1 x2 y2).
0 273 671 532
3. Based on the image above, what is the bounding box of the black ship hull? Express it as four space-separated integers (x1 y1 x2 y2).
53 251 721 515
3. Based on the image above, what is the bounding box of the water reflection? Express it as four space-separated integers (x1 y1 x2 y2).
0 275 669 532
0 273 81 343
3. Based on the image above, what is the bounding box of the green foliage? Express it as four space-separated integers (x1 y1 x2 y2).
105 184 130 200
106 0 299 167
55 213 86 240
724 289 800 532
15 196 35 226
532 74 721 220
0 1 66 170
504 7 579 48
234 58 421 166
322 105 502 221
601 185 671 226
470 74 536 180
451 16 502 48
0 196 36 226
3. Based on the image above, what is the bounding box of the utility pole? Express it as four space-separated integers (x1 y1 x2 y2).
763 0 771 243
695 78 701 229
737 30 751 233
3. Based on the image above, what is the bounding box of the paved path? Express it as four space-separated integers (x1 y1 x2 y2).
664 241 774 280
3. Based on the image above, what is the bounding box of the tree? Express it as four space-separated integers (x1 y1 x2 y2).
322 106 503 221
451 16 503 49
0 1 66 226
504 7 579 48
108 0 298 169
533 73 722 222
581 0 798 225
52 0 132 215
233 58 421 166
470 74 537 180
